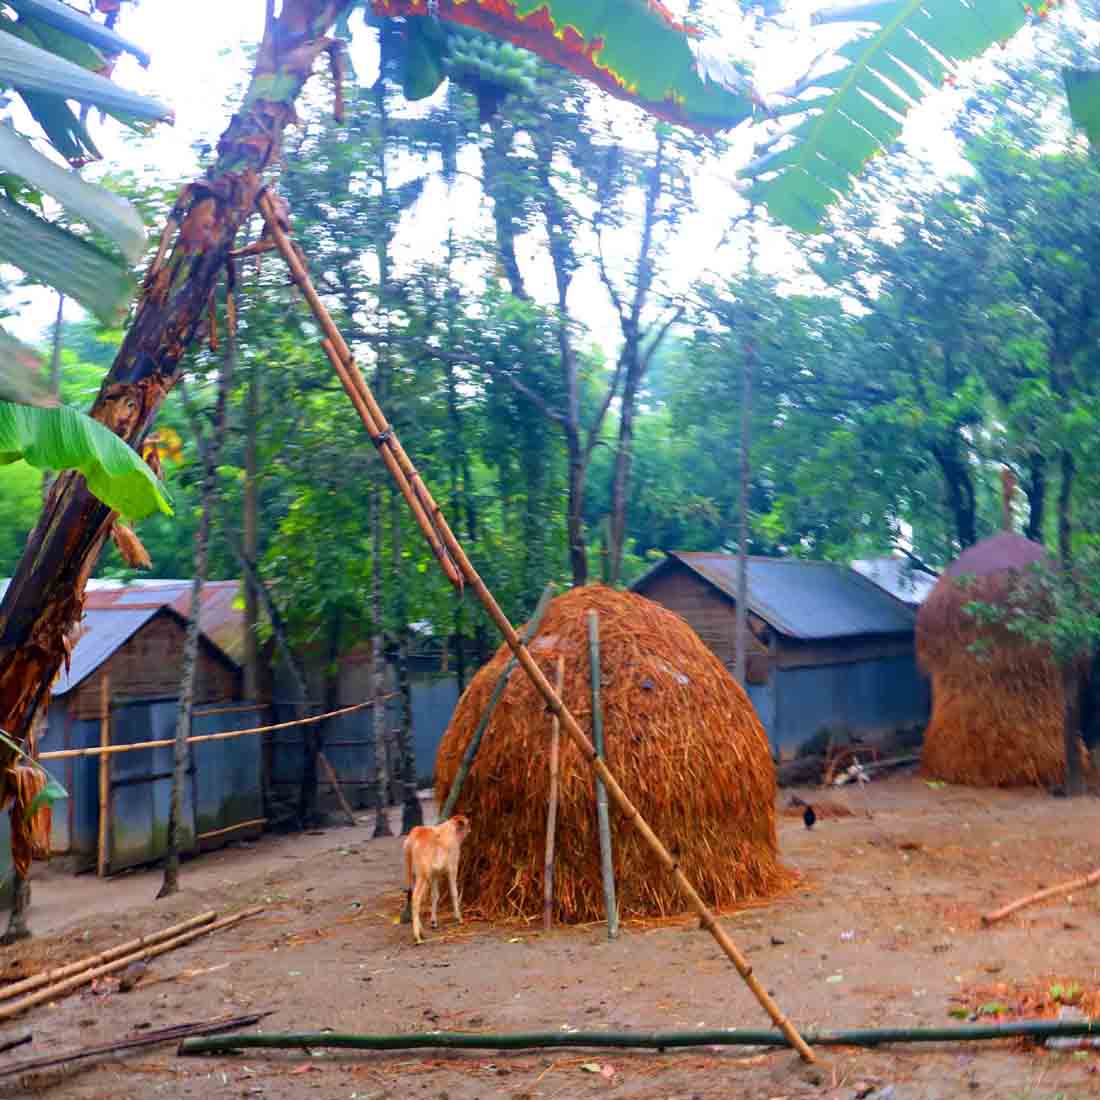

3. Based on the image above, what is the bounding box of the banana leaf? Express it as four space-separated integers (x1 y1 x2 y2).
6 0 150 65
0 195 135 323
746 0 1029 233
0 400 172 520
1065 67 1100 150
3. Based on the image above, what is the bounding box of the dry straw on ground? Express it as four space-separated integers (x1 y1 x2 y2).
435 585 792 923
917 533 1067 788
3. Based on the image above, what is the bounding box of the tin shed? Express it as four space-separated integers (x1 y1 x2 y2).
38 603 264 874
631 551 930 755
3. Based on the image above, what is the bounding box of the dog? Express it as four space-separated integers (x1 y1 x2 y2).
401 815 470 945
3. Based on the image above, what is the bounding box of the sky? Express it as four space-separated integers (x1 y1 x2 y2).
0 1 1054 353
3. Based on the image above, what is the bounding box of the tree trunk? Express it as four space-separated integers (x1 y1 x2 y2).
160 323 236 899
483 115 529 301
0 2 353 936
1062 662 1085 797
734 329 754 688
391 487 422 834
607 353 640 586
1058 449 1075 569
243 357 262 703
931 441 977 549
1024 453 1046 543
370 481 392 838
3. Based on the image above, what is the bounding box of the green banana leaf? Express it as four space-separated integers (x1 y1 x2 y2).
1064 68 1100 150
6 0 150 66
0 123 144 261
371 0 755 132
746 0 1029 233
0 196 135 323
0 30 170 121
0 400 172 520
0 326 52 407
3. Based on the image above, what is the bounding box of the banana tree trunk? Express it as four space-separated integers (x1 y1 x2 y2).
0 0 353 938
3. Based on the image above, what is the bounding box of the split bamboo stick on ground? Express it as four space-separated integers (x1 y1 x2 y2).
0 910 216 1002
259 196 815 1064
0 907 263 1022
982 867 1100 925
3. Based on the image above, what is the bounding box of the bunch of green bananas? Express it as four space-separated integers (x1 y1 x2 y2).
445 27 538 100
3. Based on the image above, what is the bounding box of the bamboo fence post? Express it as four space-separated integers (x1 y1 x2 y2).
0 907 264 1023
543 655 564 932
319 752 357 826
0 911 216 1002
588 611 618 940
439 583 554 821
259 196 815 1063
982 866 1100 926
97 674 110 877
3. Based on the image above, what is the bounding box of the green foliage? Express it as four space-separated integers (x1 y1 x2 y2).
0 401 171 521
1064 68 1100 148
747 0 1028 232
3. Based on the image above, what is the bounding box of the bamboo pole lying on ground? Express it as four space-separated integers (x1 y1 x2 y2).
982 867 1100 926
0 1012 268 1080
179 1018 1100 1057
318 752 357 826
0 1032 31 1055
197 819 267 843
588 610 618 941
0 911 216 1002
0 907 263 1022
439 582 554 821
260 191 815 1064
543 656 564 932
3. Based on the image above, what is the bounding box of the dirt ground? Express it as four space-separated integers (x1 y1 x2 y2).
3 774 1100 1100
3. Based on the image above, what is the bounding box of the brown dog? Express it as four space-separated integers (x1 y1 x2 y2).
402 815 470 944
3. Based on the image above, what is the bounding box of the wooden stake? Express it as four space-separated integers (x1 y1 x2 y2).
97 674 110 878
318 752 357 826
588 611 618 940
196 818 267 843
259 196 815 1063
0 911 216 1002
439 583 554 820
982 866 1100 926
0 907 263 1022
543 655 564 932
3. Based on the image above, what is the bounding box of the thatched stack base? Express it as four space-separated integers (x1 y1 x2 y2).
435 585 793 924
917 540 1067 788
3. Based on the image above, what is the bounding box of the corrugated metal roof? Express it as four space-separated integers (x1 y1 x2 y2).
640 552 916 640
85 579 247 661
52 607 162 696
852 557 937 607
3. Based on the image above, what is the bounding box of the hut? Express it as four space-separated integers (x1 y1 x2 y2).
631 552 929 756
435 585 792 924
917 532 1067 787
37 597 266 874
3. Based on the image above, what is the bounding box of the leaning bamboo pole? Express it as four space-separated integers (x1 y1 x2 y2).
179 1018 1100 1057
440 582 554 820
258 192 815 1063
0 906 263 1022
588 610 618 940
0 911 216 1002
542 655 564 932
982 867 1100 926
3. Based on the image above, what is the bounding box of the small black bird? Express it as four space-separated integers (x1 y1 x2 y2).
803 804 816 830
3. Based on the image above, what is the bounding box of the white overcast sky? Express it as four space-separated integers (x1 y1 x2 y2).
1 1 1058 351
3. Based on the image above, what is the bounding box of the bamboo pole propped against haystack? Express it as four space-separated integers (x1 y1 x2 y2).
258 192 815 1064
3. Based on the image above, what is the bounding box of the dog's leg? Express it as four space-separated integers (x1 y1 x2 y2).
430 876 440 929
411 877 428 944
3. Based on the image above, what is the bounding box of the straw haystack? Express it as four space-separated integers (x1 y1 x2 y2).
917 533 1066 787
435 585 791 923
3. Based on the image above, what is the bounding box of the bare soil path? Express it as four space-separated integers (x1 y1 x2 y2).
2 777 1099 1099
